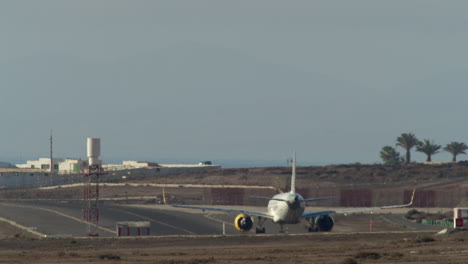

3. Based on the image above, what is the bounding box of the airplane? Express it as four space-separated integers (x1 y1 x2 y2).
172 153 415 233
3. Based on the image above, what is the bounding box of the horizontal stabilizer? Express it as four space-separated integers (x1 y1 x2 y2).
303 196 335 202
250 196 287 202
251 196 335 202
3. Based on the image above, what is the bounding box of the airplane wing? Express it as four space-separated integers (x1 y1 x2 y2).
301 210 337 219
171 204 273 219
301 189 415 219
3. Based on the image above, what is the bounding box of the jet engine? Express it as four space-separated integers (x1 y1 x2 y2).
315 214 334 232
234 214 253 232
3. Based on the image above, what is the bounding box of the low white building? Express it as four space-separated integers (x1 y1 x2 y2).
16 158 88 173
16 158 219 173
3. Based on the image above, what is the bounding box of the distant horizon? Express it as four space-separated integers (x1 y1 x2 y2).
1 155 319 169
2 154 465 169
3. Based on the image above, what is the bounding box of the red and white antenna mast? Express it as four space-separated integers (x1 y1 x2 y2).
83 137 105 236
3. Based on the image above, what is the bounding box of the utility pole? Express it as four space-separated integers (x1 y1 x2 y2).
50 130 53 173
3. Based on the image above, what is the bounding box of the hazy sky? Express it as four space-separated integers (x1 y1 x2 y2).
2 1 468 166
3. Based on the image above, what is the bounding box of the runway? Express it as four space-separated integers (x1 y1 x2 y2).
0 200 441 238
0 200 239 237
0 200 319 237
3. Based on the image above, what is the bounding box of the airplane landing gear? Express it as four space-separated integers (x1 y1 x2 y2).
255 227 266 234
255 217 267 234
279 224 285 233
307 217 318 232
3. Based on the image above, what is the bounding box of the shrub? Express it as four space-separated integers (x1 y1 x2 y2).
341 258 358 264
405 209 421 220
99 253 121 260
354 251 381 260
188 256 215 264
415 236 435 243
383 252 404 260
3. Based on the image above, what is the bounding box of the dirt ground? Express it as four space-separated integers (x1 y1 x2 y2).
0 230 466 263
0 219 467 264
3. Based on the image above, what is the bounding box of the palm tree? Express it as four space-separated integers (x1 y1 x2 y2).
444 142 468 162
380 146 403 164
396 133 420 164
416 139 441 162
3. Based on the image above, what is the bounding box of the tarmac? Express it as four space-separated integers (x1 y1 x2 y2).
0 200 447 238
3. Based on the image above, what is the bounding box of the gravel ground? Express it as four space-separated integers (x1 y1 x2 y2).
0 231 466 263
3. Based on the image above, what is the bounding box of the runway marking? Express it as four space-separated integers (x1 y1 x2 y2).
0 203 116 235
109 207 196 235
205 214 234 227
0 216 46 237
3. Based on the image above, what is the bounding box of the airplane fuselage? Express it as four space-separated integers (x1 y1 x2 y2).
268 192 305 224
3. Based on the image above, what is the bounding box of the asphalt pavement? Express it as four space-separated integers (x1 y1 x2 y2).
0 200 444 238
0 200 252 237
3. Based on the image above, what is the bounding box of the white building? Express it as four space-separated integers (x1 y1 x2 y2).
16 158 88 173
16 158 219 173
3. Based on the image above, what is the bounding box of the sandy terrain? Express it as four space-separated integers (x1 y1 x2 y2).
0 229 466 263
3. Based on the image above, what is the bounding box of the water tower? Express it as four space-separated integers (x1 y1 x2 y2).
87 138 101 166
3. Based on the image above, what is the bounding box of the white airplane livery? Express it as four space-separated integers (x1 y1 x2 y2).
173 153 415 233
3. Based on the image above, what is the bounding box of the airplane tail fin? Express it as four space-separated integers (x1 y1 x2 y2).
290 152 296 194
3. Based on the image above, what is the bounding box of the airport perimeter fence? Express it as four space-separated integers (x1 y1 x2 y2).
202 186 466 208
310 176 467 190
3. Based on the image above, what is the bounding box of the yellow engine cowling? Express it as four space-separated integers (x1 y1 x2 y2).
234 214 253 232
